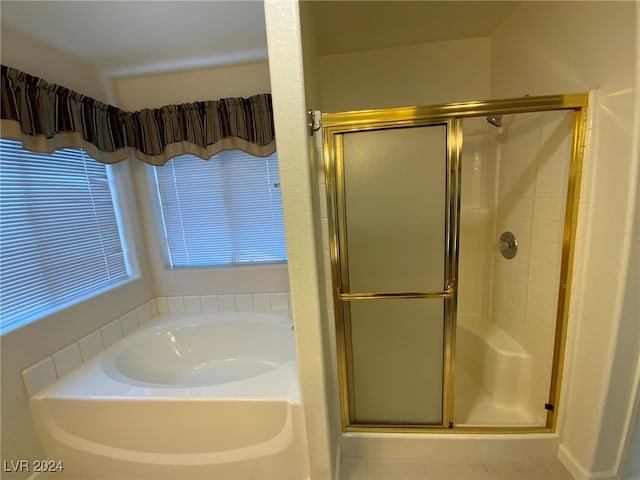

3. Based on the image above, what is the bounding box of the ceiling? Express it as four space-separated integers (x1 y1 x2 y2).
1 1 520 78
308 1 520 56
0 1 269 77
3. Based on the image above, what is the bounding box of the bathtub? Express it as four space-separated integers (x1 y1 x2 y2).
29 312 309 479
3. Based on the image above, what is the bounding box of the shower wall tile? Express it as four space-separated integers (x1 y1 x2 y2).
521 111 571 418
533 218 562 243
183 296 202 313
489 109 571 409
506 214 532 239
535 198 564 221
526 291 557 332
51 343 82 378
150 298 159 317
512 195 534 218
530 279 555 306
167 296 185 313
532 239 559 266
536 175 566 198
532 260 557 287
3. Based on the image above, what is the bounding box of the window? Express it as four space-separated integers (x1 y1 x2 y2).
0 140 130 333
153 151 286 267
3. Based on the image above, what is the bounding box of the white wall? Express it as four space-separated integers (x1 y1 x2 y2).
113 62 272 110
1 26 111 102
319 37 491 112
112 63 290 296
264 0 333 477
0 27 154 469
299 0 342 475
491 1 639 477
618 181 640 480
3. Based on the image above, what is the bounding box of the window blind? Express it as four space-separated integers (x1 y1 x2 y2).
154 151 286 267
0 140 129 332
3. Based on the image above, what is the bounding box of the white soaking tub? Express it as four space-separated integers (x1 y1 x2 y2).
29 312 309 479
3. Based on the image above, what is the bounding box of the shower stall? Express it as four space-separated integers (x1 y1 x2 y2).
322 93 587 433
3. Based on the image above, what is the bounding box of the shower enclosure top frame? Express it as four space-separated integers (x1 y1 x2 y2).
321 93 589 434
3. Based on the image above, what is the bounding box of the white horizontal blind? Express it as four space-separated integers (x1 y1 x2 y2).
0 139 129 332
154 151 286 267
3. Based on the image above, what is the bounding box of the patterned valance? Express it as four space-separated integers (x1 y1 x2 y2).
0 65 275 165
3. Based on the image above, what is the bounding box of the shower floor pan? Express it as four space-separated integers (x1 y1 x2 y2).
455 315 540 427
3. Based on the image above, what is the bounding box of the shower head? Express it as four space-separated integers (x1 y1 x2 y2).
487 115 503 128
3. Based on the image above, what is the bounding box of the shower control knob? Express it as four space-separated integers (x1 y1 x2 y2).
499 231 518 259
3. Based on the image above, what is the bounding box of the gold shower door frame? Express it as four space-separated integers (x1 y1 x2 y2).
322 93 588 434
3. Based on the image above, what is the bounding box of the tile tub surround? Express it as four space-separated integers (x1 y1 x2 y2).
21 293 291 397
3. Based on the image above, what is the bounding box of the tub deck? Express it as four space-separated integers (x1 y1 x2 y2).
28 312 308 479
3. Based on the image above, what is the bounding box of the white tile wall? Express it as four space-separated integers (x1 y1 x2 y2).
119 311 139 336
156 296 169 314
252 293 271 312
201 295 220 312
217 294 236 312
135 302 153 326
21 295 289 397
270 292 289 312
234 294 253 311
100 319 123 348
78 330 104 361
183 296 202 313
51 343 82 378
484 110 573 421
167 296 185 313
22 357 58 397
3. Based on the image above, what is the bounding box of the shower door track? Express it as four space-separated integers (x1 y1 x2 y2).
322 93 589 434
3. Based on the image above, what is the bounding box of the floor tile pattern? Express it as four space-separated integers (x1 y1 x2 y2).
340 456 573 480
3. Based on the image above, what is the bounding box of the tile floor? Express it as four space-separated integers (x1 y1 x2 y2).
340 455 573 479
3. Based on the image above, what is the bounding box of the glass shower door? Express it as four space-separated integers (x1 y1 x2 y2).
327 122 459 427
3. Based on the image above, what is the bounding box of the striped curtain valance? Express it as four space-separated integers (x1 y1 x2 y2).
122 95 276 165
1 65 276 165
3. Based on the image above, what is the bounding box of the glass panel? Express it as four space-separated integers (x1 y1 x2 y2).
342 125 447 293
455 111 573 427
349 298 445 424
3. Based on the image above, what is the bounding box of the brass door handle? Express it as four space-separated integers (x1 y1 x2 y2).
338 283 454 301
